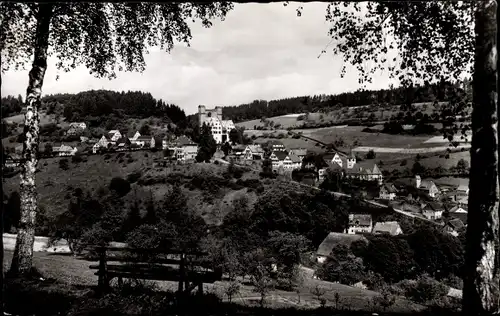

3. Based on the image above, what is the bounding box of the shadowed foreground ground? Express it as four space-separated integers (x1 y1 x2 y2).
3 251 459 316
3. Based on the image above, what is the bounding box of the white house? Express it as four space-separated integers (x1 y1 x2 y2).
269 151 289 172
243 145 265 160
379 183 398 200
372 221 403 236
415 175 440 198
132 135 155 148
129 131 141 141
289 148 307 161
421 202 444 220
345 214 373 235
282 153 302 171
198 105 235 144
53 144 77 157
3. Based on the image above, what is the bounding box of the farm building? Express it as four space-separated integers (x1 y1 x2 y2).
345 214 373 235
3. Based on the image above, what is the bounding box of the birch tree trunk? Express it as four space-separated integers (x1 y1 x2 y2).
9 3 53 276
463 0 499 314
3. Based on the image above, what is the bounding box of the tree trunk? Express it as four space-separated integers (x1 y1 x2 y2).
9 3 53 277
463 0 499 314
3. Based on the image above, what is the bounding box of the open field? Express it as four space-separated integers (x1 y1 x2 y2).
3 250 425 313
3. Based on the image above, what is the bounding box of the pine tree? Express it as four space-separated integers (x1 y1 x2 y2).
196 123 217 162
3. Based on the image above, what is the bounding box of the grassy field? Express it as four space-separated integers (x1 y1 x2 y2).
2 250 425 313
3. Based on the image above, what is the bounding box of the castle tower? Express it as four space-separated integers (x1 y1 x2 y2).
215 106 223 120
198 105 206 126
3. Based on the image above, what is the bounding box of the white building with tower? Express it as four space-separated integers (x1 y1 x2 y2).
198 105 235 144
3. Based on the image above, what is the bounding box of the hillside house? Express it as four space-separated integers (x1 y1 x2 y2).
116 137 131 152
316 232 368 264
454 184 469 201
444 218 466 237
198 105 235 144
243 144 265 160
345 214 373 235
448 205 468 224
345 162 383 184
282 153 302 170
372 221 403 236
270 151 289 172
107 130 122 142
53 144 77 157
172 136 198 162
79 136 89 143
318 168 327 182
289 148 307 161
379 183 398 200
415 175 440 198
133 135 155 148
67 122 87 135
421 202 444 220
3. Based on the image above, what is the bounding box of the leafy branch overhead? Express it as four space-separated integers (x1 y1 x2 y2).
324 1 474 87
0 2 234 78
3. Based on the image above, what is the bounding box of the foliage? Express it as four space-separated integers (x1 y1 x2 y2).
372 286 397 312
404 275 449 304
266 231 312 274
3 191 21 233
223 281 240 303
365 149 376 160
221 142 232 157
260 158 274 178
1 95 23 117
316 244 367 285
108 177 131 197
310 285 327 308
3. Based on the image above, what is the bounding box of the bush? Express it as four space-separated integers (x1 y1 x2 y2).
71 153 83 164
109 177 131 197
404 276 449 303
59 159 69 170
365 150 376 159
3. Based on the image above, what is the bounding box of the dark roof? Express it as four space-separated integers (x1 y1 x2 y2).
317 232 368 257
348 214 372 226
272 151 289 161
177 135 196 146
419 179 437 191
136 135 152 141
423 202 444 212
345 161 381 175
372 221 402 235
446 218 465 231
288 153 301 163
290 148 307 156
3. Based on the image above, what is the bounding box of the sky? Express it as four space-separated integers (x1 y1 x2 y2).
1 2 397 115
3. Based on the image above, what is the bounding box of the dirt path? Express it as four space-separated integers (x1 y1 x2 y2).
353 145 471 154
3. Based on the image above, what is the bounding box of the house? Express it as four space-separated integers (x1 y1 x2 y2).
116 137 131 152
80 136 89 143
282 153 302 171
289 148 307 161
198 105 235 144
132 135 155 148
379 183 398 200
444 218 466 237
344 162 383 184
67 122 87 135
53 144 77 157
107 130 122 142
421 202 444 220
316 232 368 263
345 214 373 235
162 134 177 150
448 205 468 224
175 136 198 161
455 183 469 201
372 221 403 236
415 175 440 198
243 144 265 160
269 151 289 172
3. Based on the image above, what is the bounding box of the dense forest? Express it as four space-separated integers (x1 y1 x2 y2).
222 80 472 122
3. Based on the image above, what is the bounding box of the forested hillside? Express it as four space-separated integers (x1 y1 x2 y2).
222 80 472 122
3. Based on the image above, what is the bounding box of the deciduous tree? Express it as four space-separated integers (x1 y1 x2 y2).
1 2 233 275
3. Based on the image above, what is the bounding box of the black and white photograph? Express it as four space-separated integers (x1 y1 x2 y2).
1 1 498 315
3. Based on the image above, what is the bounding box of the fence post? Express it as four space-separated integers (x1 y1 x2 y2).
178 253 185 296
97 246 108 293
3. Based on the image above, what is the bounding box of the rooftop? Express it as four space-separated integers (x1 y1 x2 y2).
372 221 402 235
348 214 372 226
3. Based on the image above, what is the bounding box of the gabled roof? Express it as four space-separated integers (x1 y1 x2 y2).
247 144 264 154
449 205 468 213
53 144 75 152
116 137 131 145
348 214 372 226
272 151 289 161
287 153 301 163
108 130 120 135
372 221 402 235
269 140 285 146
345 161 381 175
446 218 465 231
422 202 444 212
317 232 368 257
177 135 196 146
419 179 438 191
